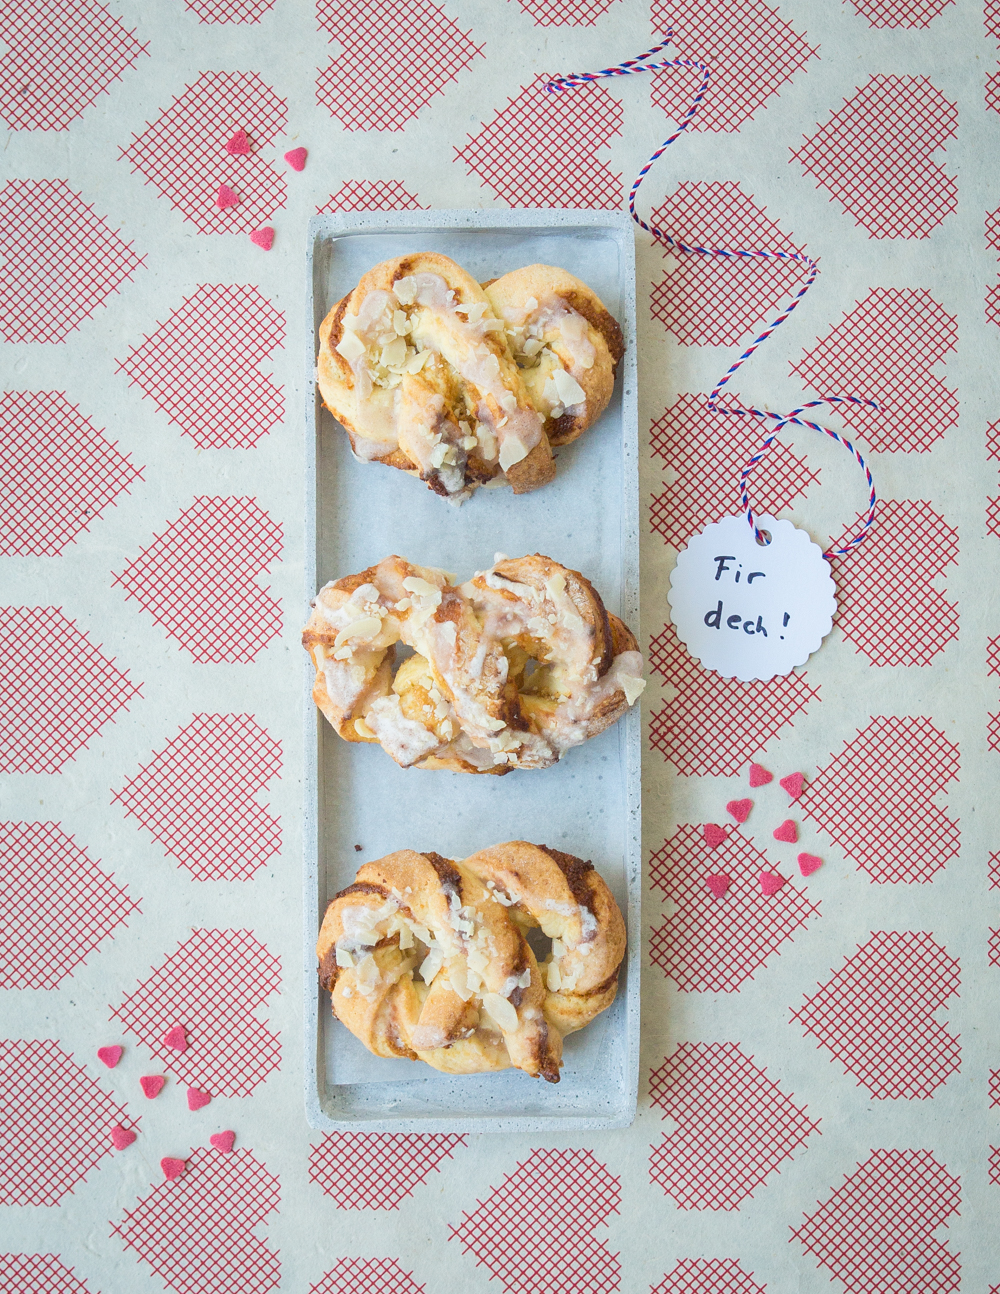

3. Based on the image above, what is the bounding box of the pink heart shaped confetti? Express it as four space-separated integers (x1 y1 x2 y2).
705 874 731 898
749 762 773 787
780 772 805 800
284 147 307 171
773 819 798 843
97 1045 123 1069
702 823 727 848
798 852 823 877
161 1156 187 1180
187 1087 211 1111
163 1025 187 1052
216 185 238 209
249 227 274 251
225 129 251 155
759 870 786 896
210 1130 236 1153
140 1075 165 1099
111 1124 136 1149
726 798 752 824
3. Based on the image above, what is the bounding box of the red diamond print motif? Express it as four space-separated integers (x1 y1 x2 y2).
799 716 960 883
790 290 957 452
989 851 1000 888
185 0 276 19
649 1043 820 1211
1 607 141 775
109 928 281 1096
0 821 140 989
512 0 622 21
989 0 1000 37
116 285 284 448
0 179 144 344
649 826 820 992
650 184 809 347
112 714 281 882
0 1255 96 1293
311 1258 425 1294
120 71 287 233
991 1071 1000 1106
845 0 954 25
0 390 143 555
111 1144 280 1294
0 0 147 131
829 501 959 667
988 205 1000 253
649 0 818 133
991 1147 1000 1184
648 623 820 777
649 394 819 549
0 1039 138 1205
790 1149 960 1294
316 0 484 131
309 1133 467 1209
791 77 958 239
651 1259 767 1294
112 497 282 663
317 181 427 213
990 927 1000 967
986 282 1000 331
455 75 621 207
449 1148 620 1294
791 931 961 1100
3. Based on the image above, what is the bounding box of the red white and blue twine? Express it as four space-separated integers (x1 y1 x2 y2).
546 37 878 559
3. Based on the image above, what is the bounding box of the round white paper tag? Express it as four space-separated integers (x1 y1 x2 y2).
667 515 837 681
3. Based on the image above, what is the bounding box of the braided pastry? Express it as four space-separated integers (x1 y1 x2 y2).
302 552 645 773
316 842 626 1082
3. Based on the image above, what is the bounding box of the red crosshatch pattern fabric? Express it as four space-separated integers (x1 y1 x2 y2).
317 181 427 213
112 497 283 663
0 821 140 990
309 1133 467 1209
0 390 143 555
449 1148 620 1294
112 714 282 881
0 606 141 775
648 623 820 776
648 394 819 550
455 75 622 208
798 716 961 883
648 825 820 991
0 1254 97 1293
512 0 622 21
791 77 958 239
120 71 287 233
790 290 958 452
829 501 959 667
648 1043 820 1211
990 927 1000 967
117 285 284 448
0 0 148 131
0 1039 138 1206
790 931 961 1100
185 0 276 20
991 1071 1000 1106
649 0 818 133
650 184 810 346
651 1258 768 1294
316 0 484 131
109 928 281 1096
845 0 955 25
989 851 1000 888
111 1146 280 1294
790 1149 961 1293
0 179 145 344
987 0 1000 115
310 1258 426 1294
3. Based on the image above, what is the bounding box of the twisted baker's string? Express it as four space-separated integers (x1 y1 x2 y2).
546 37 878 558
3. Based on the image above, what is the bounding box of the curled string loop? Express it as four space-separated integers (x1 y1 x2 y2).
546 37 878 559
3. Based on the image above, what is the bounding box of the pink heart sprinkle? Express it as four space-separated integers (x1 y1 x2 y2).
773 819 798 843
216 185 238 209
163 1025 187 1052
97 1045 123 1069
726 798 752 824
111 1124 136 1149
798 852 823 877
140 1075 165 1099
210 1130 236 1153
225 129 251 155
702 823 727 848
187 1087 211 1111
250 227 274 251
284 147 307 171
161 1157 187 1180
705 874 730 898
749 762 773 787
780 772 805 800
759 870 786 896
